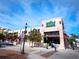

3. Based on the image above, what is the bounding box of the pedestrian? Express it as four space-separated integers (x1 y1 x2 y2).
46 43 49 49
51 41 57 51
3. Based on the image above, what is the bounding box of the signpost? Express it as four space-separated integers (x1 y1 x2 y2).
21 23 27 54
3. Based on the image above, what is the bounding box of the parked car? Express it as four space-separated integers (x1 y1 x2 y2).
0 41 14 47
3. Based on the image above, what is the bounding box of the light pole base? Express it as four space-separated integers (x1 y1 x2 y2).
21 51 25 54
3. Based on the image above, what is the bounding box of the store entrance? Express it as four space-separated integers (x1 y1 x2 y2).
44 37 60 44
44 31 60 45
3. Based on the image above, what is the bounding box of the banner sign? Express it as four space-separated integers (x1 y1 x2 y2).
46 21 55 27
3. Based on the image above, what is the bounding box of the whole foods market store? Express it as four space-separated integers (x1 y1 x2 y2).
41 18 68 49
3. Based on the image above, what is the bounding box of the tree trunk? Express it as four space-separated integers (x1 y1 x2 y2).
32 41 33 47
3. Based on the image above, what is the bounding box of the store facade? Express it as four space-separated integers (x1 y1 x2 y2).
41 17 68 49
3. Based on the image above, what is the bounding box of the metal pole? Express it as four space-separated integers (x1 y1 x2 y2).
21 23 27 54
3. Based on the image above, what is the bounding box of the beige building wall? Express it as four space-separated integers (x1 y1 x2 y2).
41 17 65 49
0 28 7 33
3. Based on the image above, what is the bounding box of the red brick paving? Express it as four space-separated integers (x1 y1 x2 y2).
0 49 28 59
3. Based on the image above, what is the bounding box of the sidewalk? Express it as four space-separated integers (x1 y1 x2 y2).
28 48 79 59
49 49 79 59
28 48 56 59
2 45 79 59
0 45 56 59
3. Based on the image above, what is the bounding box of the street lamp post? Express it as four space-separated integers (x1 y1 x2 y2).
21 23 27 54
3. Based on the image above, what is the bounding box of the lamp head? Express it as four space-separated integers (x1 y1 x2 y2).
25 23 27 28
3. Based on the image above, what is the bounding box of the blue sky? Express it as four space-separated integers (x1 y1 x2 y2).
0 0 79 35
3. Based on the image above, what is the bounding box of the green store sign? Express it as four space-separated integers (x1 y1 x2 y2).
46 21 55 27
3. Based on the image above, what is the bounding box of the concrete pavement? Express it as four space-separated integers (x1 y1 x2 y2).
0 45 55 59
1 45 79 59
28 48 79 59
28 48 55 59
49 49 79 59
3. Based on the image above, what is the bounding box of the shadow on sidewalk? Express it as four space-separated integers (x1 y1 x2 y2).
41 51 57 58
